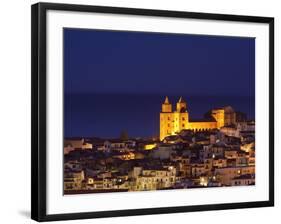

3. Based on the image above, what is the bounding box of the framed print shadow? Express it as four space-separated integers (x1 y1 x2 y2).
31 2 274 222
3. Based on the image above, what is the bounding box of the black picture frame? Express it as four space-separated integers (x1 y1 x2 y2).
31 2 274 222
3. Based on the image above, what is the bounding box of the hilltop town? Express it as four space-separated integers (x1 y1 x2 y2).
64 97 255 194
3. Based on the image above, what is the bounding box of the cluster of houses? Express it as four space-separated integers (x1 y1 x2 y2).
64 120 255 194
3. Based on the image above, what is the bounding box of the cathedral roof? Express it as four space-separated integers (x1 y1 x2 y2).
164 96 170 104
189 117 216 122
178 96 185 103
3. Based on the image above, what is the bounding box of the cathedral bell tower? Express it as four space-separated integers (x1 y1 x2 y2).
176 96 187 112
162 96 172 112
173 97 189 134
160 96 173 141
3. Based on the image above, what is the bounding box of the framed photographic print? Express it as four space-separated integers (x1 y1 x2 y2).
31 2 274 222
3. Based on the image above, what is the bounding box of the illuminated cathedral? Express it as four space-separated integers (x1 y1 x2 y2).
160 96 236 141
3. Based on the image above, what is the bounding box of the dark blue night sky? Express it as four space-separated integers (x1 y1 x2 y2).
64 28 255 138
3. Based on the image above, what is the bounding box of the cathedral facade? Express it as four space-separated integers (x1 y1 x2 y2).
159 96 236 141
